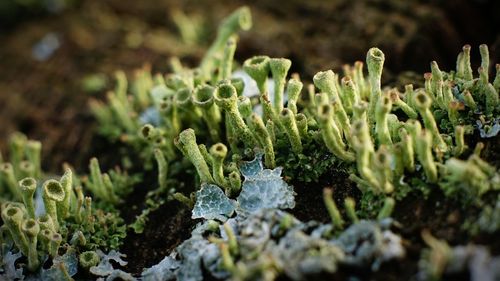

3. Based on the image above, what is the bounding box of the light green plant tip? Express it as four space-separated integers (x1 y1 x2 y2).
323 188 344 230
19 177 37 218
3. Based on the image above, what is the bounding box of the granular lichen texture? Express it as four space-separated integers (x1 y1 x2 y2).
1 3 499 281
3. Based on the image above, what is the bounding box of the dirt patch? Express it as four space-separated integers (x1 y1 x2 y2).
120 200 198 274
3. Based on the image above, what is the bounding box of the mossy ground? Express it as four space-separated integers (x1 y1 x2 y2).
1 0 500 279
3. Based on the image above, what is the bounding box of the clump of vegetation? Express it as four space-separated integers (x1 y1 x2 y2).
0 134 127 279
1 5 499 281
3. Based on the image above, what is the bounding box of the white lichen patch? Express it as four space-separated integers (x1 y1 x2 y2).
192 184 236 221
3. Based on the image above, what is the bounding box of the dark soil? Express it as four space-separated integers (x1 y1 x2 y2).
120 200 198 273
290 167 361 223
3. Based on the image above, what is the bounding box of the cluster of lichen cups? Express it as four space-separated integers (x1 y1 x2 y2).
0 135 131 275
61 7 500 274
92 9 499 203
1 172 98 274
164 44 500 203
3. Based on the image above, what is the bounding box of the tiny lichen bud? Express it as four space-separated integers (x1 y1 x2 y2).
317 104 355 162
351 120 380 190
287 78 303 114
260 92 285 132
464 90 477 111
479 44 489 81
280 108 303 154
387 114 401 141
353 100 368 122
462 44 473 81
173 192 194 209
1 163 22 200
193 85 222 141
74 186 84 223
174 87 193 107
70 231 86 247
399 128 415 172
193 84 215 108
375 93 393 145
83 197 93 229
313 70 342 103
377 197 395 220
215 83 256 146
456 51 465 79
154 148 168 190
1 205 29 255
424 73 433 99
448 101 461 126
228 171 242 195
218 35 237 81
49 232 62 258
296 113 308 138
415 130 438 183
26 140 42 178
210 143 230 189
42 180 66 230
430 61 443 98
177 129 214 184
314 92 329 106
331 98 351 139
323 188 344 230
243 55 270 94
442 82 455 108
37 214 55 232
413 90 447 153
19 161 35 179
374 146 394 193
88 157 118 203
353 61 368 97
230 77 245 96
141 124 161 141
79 251 100 270
114 70 128 102
39 229 52 252
340 76 355 114
366 47 385 123
22 219 40 271
484 83 499 116
200 6 252 79
493 64 500 92
238 96 253 119
344 197 359 223
454 125 466 156
248 113 275 168
392 143 405 177
57 168 73 220
219 243 236 273
389 89 418 119
266 119 276 144
269 58 292 112
223 222 239 256
19 177 37 218
8 133 26 171
106 91 137 133
200 145 214 167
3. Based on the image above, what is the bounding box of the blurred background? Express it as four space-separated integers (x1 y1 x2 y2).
0 0 499 171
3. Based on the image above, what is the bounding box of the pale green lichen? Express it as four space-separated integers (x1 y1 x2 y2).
2 5 499 281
